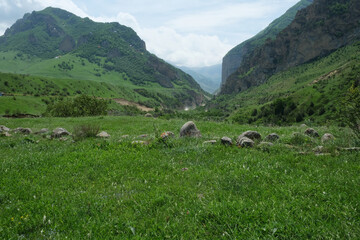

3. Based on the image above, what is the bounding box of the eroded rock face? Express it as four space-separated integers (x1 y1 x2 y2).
238 131 262 141
221 0 360 94
180 121 201 138
51 128 71 138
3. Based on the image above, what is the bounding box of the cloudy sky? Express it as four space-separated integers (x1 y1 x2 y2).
0 0 300 67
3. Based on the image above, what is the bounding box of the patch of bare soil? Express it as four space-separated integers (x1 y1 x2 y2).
113 98 154 112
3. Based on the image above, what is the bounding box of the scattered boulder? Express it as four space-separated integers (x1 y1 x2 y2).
97 131 110 138
14 127 32 135
304 128 319 138
138 134 149 138
300 124 307 128
51 128 71 138
321 133 334 143
0 125 10 132
265 133 280 142
132 140 149 145
121 135 130 138
35 128 49 134
1 132 12 137
180 121 201 138
203 140 217 145
160 131 175 140
238 131 262 141
221 137 233 146
145 113 153 118
237 137 255 148
313 146 325 154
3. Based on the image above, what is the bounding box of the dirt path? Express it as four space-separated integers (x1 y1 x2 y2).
113 98 154 112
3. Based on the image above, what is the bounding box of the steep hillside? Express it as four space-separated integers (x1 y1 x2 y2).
221 0 360 94
221 0 313 86
208 41 360 125
0 7 204 109
180 64 221 94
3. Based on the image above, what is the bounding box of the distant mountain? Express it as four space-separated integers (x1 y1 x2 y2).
221 0 360 94
0 7 205 109
180 64 221 94
222 0 313 86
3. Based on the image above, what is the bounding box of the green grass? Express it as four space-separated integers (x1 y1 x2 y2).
1 116 359 238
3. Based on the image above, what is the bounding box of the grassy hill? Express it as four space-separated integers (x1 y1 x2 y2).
208 41 360 125
0 7 205 112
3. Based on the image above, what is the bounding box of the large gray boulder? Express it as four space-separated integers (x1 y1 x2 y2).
237 137 255 148
180 121 201 138
51 128 71 138
237 130 262 142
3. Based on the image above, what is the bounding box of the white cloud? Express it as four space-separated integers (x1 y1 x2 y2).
91 12 140 32
140 27 232 67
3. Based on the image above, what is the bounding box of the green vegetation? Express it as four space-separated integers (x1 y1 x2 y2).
45 95 108 117
210 42 360 125
0 116 359 239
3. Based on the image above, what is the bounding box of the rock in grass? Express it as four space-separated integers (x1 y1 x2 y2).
180 121 201 138
265 133 280 142
35 128 49 134
1 132 12 137
304 128 319 138
97 131 110 138
237 131 261 142
51 128 71 138
132 140 149 145
14 127 32 134
203 140 217 145
237 137 255 148
300 124 307 128
160 131 175 140
0 125 10 132
221 137 233 146
321 133 334 143
145 113 153 118
259 142 274 147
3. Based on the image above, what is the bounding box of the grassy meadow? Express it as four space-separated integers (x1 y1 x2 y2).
1 116 359 239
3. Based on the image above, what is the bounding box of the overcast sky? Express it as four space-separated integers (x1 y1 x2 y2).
0 0 300 67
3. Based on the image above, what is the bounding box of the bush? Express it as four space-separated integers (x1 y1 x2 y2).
45 95 108 117
73 124 100 141
341 84 360 140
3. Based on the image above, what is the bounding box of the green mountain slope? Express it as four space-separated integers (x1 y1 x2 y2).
0 7 205 110
222 0 314 85
209 41 360 125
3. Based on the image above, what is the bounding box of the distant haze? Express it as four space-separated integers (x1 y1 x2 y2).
0 0 300 67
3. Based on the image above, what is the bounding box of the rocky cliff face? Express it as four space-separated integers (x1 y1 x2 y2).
221 0 360 94
221 0 314 87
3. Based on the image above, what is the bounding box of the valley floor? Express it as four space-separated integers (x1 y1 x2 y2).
0 116 359 239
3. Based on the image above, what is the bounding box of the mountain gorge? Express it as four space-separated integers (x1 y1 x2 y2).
221 0 314 87
0 7 205 111
221 0 360 94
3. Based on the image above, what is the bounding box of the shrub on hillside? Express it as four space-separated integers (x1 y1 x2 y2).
45 95 108 117
341 83 360 140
